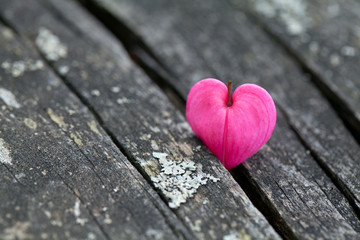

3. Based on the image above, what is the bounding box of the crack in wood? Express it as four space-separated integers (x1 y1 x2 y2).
36 37 193 240
235 4 360 145
77 0 187 116
0 12 193 239
74 0 360 237
16 8 195 237
71 3 289 238
224 2 360 225
233 166 298 240
1 163 26 187
278 104 360 221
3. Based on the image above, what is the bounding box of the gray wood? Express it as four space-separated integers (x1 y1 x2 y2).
0 22 192 240
0 0 282 239
233 0 360 137
231 0 360 216
0 164 104 240
76 0 360 239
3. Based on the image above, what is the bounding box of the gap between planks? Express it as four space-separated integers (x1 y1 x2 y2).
74 1 317 238
235 5 360 145
36 19 196 240
0 9 194 240
76 0 360 235
77 0 187 116
230 7 360 221
0 16 114 240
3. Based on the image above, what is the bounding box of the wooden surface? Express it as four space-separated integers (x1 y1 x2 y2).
0 0 359 239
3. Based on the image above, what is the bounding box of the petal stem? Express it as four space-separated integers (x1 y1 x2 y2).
226 81 233 107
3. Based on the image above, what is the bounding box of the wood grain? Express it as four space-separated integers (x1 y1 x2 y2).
77 0 360 239
0 0 281 239
234 0 360 138
0 19 192 240
232 0 360 217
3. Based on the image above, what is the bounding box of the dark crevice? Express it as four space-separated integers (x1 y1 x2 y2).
40 0 85 38
226 2 360 224
2 2 288 239
74 0 360 236
237 8 360 145
2 163 26 187
75 1 298 238
0 11 192 239
141 184 194 239
279 105 360 222
31 1 195 237
30 29 194 238
77 0 186 116
231 165 298 240
129 47 186 115
77 0 167 73
35 49 195 240
0 14 20 35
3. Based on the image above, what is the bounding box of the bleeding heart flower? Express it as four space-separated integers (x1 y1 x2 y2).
186 78 276 170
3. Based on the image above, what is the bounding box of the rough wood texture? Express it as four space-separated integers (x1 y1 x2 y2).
0 19 195 240
0 0 282 239
234 0 360 138
231 0 360 215
78 0 360 239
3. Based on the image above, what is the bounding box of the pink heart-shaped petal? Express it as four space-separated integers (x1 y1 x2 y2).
186 78 276 170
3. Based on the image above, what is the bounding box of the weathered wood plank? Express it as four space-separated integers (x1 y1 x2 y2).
234 0 360 137
0 0 282 239
231 0 360 216
0 22 193 240
0 164 105 240
77 0 360 238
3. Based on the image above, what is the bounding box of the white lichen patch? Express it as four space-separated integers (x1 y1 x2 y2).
189 219 202 232
15 173 25 179
151 140 159 150
194 145 202 152
254 0 309 35
74 199 81 217
150 126 161 133
104 214 112 224
36 28 67 61
0 88 21 109
59 65 69 76
47 108 68 130
111 86 120 93
140 134 151 141
91 89 100 97
116 97 130 104
341 46 357 57
87 120 101 136
23 118 37 130
330 53 341 66
151 152 220 209
0 138 12 166
1 59 44 77
76 218 88 226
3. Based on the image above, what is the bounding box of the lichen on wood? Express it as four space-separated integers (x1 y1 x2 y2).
151 152 219 209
